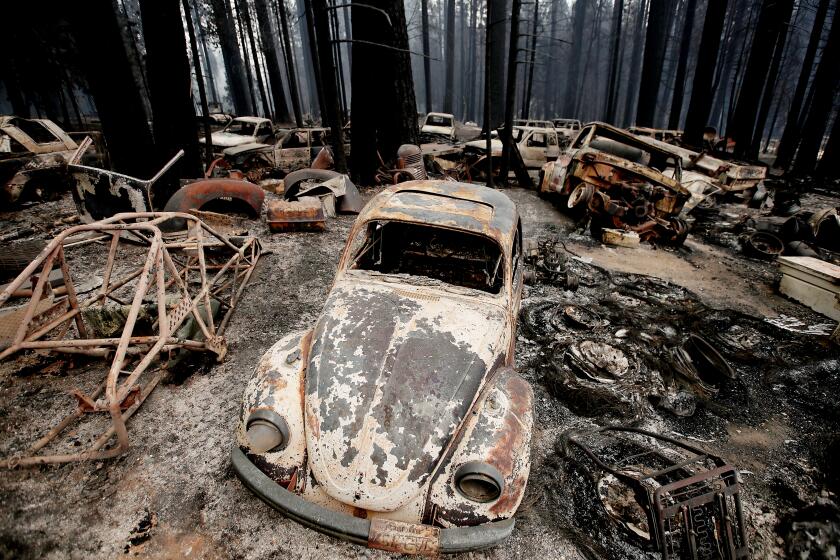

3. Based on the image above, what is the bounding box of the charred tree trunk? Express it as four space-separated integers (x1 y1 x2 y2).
543 0 561 118
233 0 259 114
278 0 303 126
184 0 213 167
350 0 418 183
211 0 250 114
682 0 728 148
499 0 522 187
748 0 794 157
239 0 272 119
467 0 479 122
304 0 328 120
255 0 291 122
488 0 507 128
635 0 670 126
621 0 647 126
792 13 840 175
605 0 624 123
666 0 696 130
71 0 155 177
729 0 793 159
443 0 456 113
193 1 220 105
139 0 202 200
774 0 830 169
522 0 539 119
311 0 347 171
564 0 590 117
421 0 433 112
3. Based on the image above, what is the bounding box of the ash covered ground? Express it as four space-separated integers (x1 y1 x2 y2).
0 187 838 559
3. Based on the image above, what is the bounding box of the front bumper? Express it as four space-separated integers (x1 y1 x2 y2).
231 445 515 554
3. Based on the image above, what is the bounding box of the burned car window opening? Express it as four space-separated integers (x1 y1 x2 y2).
426 115 452 127
349 220 505 294
226 121 257 136
10 118 57 144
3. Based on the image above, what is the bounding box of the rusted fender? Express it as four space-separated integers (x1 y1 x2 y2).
283 169 363 214
237 330 311 484
426 368 533 526
163 178 265 229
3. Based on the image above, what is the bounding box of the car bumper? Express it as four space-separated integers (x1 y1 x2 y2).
231 445 515 554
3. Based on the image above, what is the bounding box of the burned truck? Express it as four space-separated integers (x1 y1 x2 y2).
233 181 533 554
539 122 691 245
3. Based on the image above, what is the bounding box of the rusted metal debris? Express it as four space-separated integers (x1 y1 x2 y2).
70 150 185 222
0 212 261 467
233 181 533 553
540 122 691 246
523 238 579 290
283 169 363 214
266 198 326 232
562 426 749 559
162 178 265 229
1 116 80 205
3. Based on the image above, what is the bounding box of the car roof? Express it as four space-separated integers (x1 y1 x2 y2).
426 112 454 118
232 116 270 124
357 180 518 250
582 121 682 158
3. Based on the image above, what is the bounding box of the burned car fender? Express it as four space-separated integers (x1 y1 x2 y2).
236 329 312 485
425 367 534 527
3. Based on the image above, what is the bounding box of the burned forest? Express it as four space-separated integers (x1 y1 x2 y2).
1 0 840 558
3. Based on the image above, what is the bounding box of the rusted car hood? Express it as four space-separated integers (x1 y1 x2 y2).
304 276 508 512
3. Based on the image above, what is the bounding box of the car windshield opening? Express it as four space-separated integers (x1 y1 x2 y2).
226 121 257 136
426 115 452 127
349 221 504 294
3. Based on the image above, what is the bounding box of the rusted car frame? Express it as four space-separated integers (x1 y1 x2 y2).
0 212 261 467
232 181 534 554
1 116 79 205
210 127 340 183
540 122 691 245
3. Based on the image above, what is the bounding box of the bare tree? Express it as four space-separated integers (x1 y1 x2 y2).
604 0 625 123
666 0 697 130
792 12 840 174
443 0 456 113
682 0 728 147
635 0 671 126
729 0 794 158
254 0 291 122
71 0 155 176
139 0 202 199
774 0 830 169
421 0 433 112
563 0 590 117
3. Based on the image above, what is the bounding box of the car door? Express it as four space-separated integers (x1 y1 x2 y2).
547 131 561 160
254 122 273 143
522 131 548 168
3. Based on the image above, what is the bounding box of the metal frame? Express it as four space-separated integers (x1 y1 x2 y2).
0 212 262 467
565 426 749 559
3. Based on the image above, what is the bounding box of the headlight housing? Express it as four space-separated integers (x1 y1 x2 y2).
245 410 290 453
454 461 504 503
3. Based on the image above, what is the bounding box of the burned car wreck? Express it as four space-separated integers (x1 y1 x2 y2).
539 122 691 245
232 180 534 554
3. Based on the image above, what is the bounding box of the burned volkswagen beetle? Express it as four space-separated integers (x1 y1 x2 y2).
232 180 533 554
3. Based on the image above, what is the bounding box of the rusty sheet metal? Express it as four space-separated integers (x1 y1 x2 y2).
426 368 533 526
162 178 265 229
0 212 261 467
70 150 184 222
283 169 363 214
353 181 518 256
303 278 508 512
237 331 311 484
266 198 326 232
368 518 440 555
